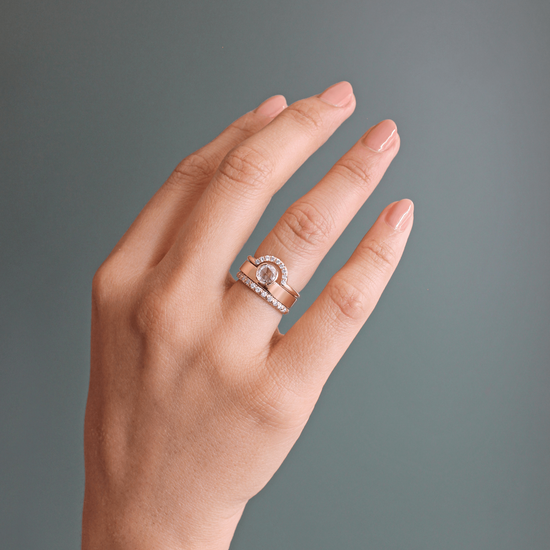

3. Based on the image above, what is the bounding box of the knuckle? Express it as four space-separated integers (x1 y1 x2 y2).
173 151 217 182
216 144 274 195
284 101 325 134
133 285 177 338
240 368 301 432
359 239 396 275
247 387 291 431
332 155 376 191
91 263 119 309
325 276 369 323
274 201 334 256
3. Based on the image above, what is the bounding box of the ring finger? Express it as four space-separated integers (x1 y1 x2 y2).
227 118 400 326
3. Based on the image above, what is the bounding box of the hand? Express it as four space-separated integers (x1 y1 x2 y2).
82 81 414 550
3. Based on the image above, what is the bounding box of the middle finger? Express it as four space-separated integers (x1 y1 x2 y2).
227 118 400 322
159 81 356 287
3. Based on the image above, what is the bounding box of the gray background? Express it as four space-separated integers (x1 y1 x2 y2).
1 0 549 548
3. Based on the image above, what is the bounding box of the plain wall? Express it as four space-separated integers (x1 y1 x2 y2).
1 0 549 548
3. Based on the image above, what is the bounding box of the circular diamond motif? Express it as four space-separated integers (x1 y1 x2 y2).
251 255 290 287
256 263 278 285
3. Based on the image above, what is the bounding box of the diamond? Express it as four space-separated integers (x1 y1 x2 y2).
267 295 273 302
261 290 267 297
255 259 260 265
272 300 278 307
256 263 277 285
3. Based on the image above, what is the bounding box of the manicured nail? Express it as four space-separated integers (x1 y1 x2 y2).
361 119 398 152
385 199 414 232
319 81 354 107
255 95 287 118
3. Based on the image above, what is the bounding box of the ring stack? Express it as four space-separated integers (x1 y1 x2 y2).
237 255 300 314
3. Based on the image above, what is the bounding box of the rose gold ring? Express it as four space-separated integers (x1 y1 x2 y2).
236 255 300 314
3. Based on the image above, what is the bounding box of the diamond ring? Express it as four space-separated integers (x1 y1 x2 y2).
237 255 300 314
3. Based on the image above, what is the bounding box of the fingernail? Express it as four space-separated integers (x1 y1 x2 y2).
362 119 398 152
319 81 354 107
385 199 414 232
255 95 287 118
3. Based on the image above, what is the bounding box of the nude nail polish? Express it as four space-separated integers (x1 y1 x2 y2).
255 95 287 118
319 81 354 107
385 199 414 231
362 119 398 152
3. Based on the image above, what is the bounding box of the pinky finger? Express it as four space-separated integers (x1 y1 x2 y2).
269 199 414 396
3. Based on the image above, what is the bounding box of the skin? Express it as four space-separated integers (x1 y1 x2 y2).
82 81 414 549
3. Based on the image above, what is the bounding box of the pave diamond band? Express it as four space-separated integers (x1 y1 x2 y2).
237 255 299 314
237 271 289 313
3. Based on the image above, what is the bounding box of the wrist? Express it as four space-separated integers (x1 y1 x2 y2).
82 492 245 550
